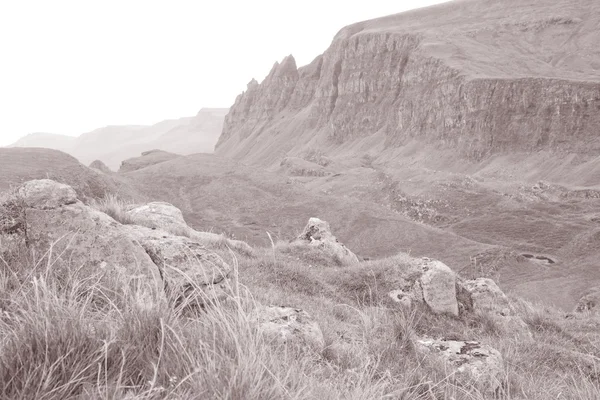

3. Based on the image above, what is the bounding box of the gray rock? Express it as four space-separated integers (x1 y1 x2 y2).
126 202 190 235
296 217 359 265
389 258 458 316
251 305 325 350
124 225 231 307
17 179 77 210
417 338 504 397
460 278 531 339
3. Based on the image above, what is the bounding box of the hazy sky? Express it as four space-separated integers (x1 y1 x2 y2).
0 0 448 146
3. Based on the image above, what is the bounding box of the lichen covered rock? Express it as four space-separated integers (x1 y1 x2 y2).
296 217 359 265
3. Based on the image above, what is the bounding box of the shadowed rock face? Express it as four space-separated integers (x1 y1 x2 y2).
216 0 600 166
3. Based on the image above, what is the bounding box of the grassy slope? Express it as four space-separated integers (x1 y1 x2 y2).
1 221 600 399
123 154 490 269
344 0 600 81
0 148 145 202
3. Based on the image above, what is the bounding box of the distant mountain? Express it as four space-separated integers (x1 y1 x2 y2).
216 0 600 183
8 108 228 169
11 132 76 150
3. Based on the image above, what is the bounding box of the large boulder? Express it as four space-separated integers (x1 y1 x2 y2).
17 179 78 210
417 338 504 397
124 225 231 307
295 217 359 265
251 305 325 351
1 179 234 310
388 258 459 316
126 202 190 235
2 180 163 307
459 278 531 339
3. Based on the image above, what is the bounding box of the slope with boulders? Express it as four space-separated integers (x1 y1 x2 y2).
2 179 600 398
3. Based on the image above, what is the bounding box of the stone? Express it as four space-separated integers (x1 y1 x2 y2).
419 259 459 316
461 278 512 315
6 181 163 305
295 217 359 265
17 179 77 210
124 225 231 307
126 202 190 235
2 179 235 311
460 278 531 339
417 338 504 397
387 258 458 316
251 305 325 350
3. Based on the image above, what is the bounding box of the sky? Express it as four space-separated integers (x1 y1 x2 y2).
0 0 448 146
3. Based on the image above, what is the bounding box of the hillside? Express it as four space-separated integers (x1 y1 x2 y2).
209 0 600 310
2 178 600 399
0 148 144 201
216 0 600 179
8 108 228 169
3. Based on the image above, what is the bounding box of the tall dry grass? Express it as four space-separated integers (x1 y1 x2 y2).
1 231 600 399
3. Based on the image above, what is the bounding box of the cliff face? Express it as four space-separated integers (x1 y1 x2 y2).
216 0 600 166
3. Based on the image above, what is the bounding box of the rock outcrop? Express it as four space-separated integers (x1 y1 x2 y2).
0 179 233 309
124 225 231 307
459 278 531 339
417 339 504 397
126 202 190 235
216 0 600 167
251 305 325 350
388 258 459 316
295 217 359 265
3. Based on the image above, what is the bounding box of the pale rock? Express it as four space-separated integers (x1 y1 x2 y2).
418 338 504 397
296 217 359 265
17 179 77 210
419 259 458 316
460 278 531 339
126 202 190 235
251 305 325 350
124 225 231 307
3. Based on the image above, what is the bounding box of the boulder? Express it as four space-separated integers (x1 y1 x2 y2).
251 305 325 350
126 202 190 235
460 278 531 339
124 225 231 307
575 288 600 313
389 258 458 316
3 180 163 306
417 338 504 397
17 179 77 210
1 179 235 310
296 217 359 265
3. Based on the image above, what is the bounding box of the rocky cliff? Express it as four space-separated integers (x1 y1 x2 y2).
216 0 600 166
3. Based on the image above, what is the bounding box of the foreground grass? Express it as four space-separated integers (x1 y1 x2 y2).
1 239 600 399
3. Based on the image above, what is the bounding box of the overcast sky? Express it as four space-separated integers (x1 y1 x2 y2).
0 0 448 146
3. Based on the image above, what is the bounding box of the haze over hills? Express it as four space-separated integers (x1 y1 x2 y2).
8 108 228 170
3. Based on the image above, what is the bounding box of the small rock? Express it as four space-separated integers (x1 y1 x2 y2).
417 338 504 397
295 217 359 265
251 305 325 350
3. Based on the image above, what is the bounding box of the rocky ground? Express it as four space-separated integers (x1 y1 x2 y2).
1 179 600 399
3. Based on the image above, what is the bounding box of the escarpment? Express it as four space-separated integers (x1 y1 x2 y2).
216 0 600 166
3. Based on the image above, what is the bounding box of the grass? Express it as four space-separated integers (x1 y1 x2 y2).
90 194 138 225
3 196 600 398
